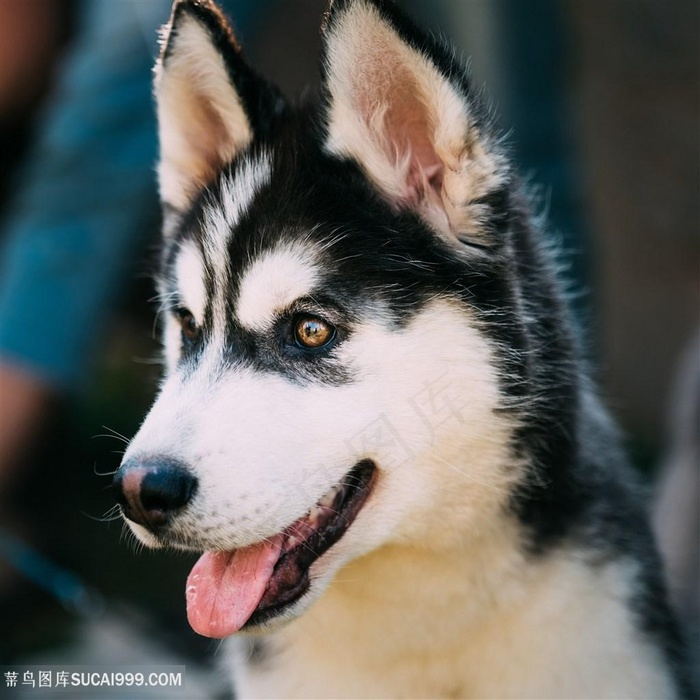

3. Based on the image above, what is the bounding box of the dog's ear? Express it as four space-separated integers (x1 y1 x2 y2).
321 0 508 246
155 0 287 219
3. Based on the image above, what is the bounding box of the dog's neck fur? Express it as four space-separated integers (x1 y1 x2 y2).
232 523 675 699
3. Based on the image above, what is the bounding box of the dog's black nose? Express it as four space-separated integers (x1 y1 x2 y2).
113 458 197 531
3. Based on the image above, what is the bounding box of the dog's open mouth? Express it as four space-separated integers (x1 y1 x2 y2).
185 459 377 638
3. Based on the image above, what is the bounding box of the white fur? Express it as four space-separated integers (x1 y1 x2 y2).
161 314 183 376
235 244 319 331
234 552 675 699
175 240 206 324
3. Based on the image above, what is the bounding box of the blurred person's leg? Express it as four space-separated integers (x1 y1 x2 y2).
0 0 73 490
0 364 53 488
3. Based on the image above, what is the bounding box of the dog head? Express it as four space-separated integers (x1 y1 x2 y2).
113 0 543 637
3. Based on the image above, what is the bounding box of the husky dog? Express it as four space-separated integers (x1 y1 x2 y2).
112 0 695 697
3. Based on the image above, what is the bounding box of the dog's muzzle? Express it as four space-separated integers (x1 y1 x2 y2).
112 458 198 531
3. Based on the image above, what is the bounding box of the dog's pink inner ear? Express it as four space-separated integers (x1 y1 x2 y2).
323 2 507 245
331 40 453 217
372 67 446 211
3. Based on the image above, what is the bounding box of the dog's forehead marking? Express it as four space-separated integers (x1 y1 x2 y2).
236 245 319 331
175 240 206 322
201 154 272 286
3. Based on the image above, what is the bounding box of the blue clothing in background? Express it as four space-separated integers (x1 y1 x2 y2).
0 0 265 389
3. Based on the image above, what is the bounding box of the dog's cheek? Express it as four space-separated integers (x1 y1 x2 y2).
334 303 517 545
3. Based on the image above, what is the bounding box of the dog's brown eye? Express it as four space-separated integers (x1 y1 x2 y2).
294 316 335 349
176 308 199 341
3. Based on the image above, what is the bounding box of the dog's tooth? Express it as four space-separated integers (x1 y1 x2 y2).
318 484 342 508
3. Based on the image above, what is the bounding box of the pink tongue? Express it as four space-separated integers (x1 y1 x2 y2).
186 534 283 638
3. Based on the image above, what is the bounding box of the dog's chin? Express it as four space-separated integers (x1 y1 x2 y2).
125 520 209 552
125 521 164 549
239 562 342 635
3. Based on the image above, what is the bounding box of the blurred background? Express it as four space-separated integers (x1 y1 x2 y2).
0 0 697 696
